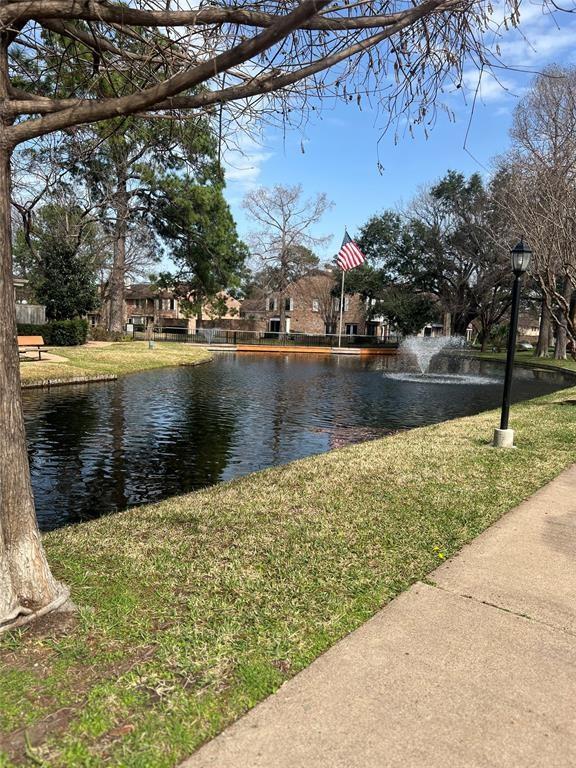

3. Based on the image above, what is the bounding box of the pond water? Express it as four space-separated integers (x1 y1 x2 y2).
23 352 574 531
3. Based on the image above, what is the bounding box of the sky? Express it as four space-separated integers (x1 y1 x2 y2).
221 2 576 264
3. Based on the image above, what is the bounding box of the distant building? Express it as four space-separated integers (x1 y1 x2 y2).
87 283 240 332
416 321 445 339
125 284 182 329
240 270 386 337
517 309 541 342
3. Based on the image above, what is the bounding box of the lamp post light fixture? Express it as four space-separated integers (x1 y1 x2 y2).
493 239 532 448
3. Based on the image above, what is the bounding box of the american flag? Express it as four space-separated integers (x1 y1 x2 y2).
336 231 366 271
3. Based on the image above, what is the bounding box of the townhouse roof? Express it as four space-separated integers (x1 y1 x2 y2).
125 283 174 300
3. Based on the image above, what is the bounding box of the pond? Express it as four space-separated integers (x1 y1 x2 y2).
23 352 574 531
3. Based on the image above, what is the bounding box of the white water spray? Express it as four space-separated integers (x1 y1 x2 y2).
399 335 466 374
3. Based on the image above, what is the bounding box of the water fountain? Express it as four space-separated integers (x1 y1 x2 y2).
400 335 463 374
386 335 496 385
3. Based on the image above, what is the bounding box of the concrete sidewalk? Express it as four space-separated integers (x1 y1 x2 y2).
182 465 576 768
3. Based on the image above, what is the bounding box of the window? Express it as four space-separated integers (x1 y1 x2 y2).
268 297 277 311
285 297 293 311
312 299 319 312
332 296 350 311
162 298 171 311
345 323 358 335
366 322 379 337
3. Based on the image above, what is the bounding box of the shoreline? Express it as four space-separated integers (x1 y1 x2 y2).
19 342 214 388
22 373 119 389
464 350 576 378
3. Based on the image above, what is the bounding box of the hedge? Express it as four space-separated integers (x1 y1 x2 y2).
17 318 89 346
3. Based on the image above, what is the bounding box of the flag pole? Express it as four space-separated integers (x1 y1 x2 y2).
338 267 345 348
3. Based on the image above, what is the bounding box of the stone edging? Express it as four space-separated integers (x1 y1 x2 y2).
22 374 118 389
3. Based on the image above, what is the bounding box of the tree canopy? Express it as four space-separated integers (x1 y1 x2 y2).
497 65 576 358
351 171 512 343
23 202 100 320
3 0 551 146
152 174 248 314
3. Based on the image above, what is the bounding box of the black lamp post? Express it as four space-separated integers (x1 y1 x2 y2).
494 239 532 447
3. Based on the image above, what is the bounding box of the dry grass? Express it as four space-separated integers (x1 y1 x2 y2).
19 342 212 384
1 385 575 767
20 363 89 383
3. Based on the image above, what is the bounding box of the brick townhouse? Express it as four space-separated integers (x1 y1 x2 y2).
125 284 182 328
88 283 240 331
240 269 385 337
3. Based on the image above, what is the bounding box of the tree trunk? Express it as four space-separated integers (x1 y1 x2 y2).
0 77 64 629
555 326 567 359
279 292 286 334
554 276 572 360
536 301 551 357
478 314 491 352
452 313 472 337
570 292 576 344
108 172 128 334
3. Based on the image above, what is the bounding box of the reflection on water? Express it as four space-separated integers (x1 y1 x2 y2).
22 353 574 531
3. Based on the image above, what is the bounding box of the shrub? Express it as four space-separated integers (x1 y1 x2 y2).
89 326 111 341
50 319 88 346
488 323 509 353
89 326 133 342
17 323 51 343
17 319 88 346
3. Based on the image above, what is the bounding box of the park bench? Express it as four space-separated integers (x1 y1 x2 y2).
17 335 46 361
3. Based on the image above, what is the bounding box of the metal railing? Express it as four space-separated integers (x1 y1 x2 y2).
133 327 399 348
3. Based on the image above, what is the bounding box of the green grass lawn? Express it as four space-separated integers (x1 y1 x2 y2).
1 385 576 767
471 349 576 373
20 342 212 384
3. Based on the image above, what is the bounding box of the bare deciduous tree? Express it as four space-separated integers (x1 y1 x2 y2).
0 0 567 631
243 185 331 331
499 66 576 359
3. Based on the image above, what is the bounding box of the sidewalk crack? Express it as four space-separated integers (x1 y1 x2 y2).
424 580 576 640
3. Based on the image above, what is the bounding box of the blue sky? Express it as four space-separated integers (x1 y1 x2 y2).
222 3 576 263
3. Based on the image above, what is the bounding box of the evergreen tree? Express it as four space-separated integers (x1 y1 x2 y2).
152 174 248 316
22 203 100 320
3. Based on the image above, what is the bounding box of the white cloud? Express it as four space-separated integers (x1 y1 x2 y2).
491 5 576 66
445 7 576 112
222 132 273 200
460 70 523 103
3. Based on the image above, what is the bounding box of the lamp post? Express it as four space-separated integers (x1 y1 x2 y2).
493 239 532 448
